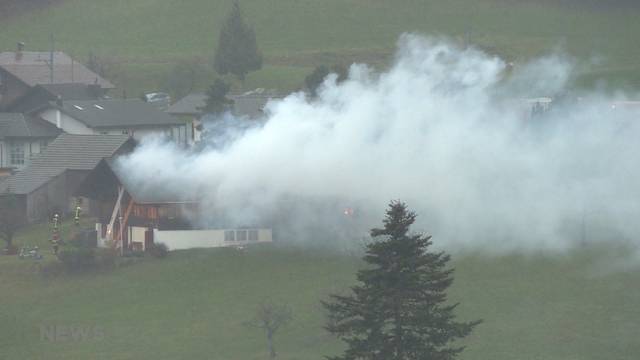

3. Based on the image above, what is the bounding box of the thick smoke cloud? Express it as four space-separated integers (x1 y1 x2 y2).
116 35 640 254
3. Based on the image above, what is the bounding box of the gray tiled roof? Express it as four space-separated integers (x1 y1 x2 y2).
166 93 207 115
0 133 131 195
38 83 104 101
167 92 278 119
0 113 61 139
0 51 114 88
7 83 104 113
47 99 183 128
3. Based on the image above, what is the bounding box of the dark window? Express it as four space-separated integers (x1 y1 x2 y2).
237 230 247 242
224 230 235 242
248 230 259 242
10 142 24 165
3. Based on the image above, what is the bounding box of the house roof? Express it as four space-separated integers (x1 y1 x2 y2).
231 95 273 119
7 83 104 113
39 99 184 129
0 51 114 88
167 90 279 119
166 93 206 116
39 83 104 100
0 113 61 139
0 133 132 195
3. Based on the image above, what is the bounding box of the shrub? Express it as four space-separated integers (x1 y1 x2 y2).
147 242 169 258
68 229 98 248
57 245 95 273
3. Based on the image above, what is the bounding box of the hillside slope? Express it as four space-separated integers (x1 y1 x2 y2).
0 0 638 94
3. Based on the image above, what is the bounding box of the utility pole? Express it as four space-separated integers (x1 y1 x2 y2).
49 34 55 83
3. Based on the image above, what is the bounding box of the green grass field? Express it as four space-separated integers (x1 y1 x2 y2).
1 221 639 359
0 0 638 96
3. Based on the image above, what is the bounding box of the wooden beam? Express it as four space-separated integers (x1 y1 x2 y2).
117 198 135 248
107 186 124 243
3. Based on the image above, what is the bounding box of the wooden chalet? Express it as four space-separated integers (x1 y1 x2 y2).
76 159 272 252
76 158 198 251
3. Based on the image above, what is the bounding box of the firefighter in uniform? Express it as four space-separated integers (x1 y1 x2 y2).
51 213 60 255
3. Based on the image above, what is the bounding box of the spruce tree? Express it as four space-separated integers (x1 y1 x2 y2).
214 1 263 81
323 201 480 360
201 78 234 114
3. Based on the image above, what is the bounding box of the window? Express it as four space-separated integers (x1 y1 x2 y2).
39 140 48 153
10 143 24 165
237 230 247 242
224 230 235 242
248 230 259 242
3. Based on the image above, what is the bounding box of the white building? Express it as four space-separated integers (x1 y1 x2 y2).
0 113 60 172
31 99 190 145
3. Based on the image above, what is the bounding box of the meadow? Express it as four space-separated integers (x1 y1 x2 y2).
0 220 639 359
0 0 638 96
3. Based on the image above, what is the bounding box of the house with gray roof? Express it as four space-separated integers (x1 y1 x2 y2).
0 113 61 172
167 89 279 143
0 133 133 223
0 46 113 110
31 98 190 145
7 83 106 113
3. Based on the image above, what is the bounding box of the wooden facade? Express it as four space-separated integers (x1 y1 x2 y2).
76 159 198 251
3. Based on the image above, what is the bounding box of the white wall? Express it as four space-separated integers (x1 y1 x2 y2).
40 109 94 134
154 228 272 251
130 226 147 249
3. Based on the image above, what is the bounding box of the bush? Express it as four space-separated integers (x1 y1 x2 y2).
147 242 169 258
68 229 98 248
57 245 95 273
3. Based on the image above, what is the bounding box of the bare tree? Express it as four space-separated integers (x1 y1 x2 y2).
244 300 293 359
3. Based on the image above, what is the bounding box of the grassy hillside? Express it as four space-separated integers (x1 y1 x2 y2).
1 222 639 359
0 0 638 96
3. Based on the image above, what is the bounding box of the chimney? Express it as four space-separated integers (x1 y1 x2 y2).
15 42 25 61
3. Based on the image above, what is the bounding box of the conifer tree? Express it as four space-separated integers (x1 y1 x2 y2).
323 201 481 360
214 1 262 81
201 78 234 114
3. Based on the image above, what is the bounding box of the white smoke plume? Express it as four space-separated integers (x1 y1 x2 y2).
116 34 640 254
